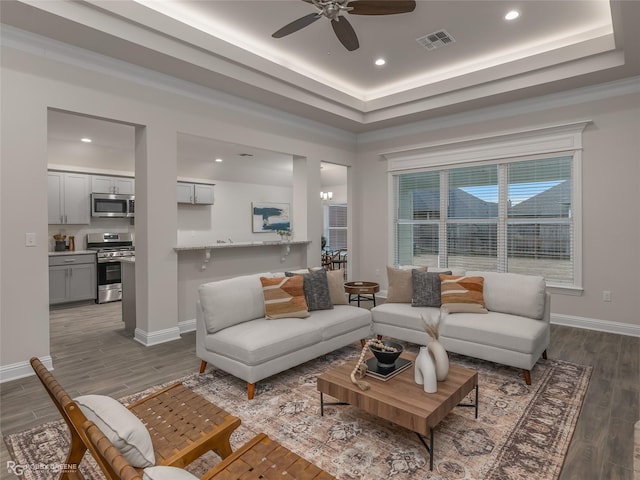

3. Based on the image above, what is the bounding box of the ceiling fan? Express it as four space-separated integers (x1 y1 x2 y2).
272 0 417 52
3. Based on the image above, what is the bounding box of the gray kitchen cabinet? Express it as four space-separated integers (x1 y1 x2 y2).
48 171 91 224
177 182 215 204
49 254 96 304
91 175 135 194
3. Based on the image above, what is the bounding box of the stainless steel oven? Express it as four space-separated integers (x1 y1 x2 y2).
87 233 135 303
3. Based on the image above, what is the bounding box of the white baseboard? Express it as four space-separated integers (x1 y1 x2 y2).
134 326 182 346
551 313 640 337
0 355 53 383
178 319 196 334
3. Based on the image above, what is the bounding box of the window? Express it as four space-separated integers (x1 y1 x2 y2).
325 204 347 250
387 122 588 290
394 156 574 287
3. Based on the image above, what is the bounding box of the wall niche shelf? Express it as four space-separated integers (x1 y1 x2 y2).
175 240 311 270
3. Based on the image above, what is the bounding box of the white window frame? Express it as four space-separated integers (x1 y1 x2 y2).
383 121 590 295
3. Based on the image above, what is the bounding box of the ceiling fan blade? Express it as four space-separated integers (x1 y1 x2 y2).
331 17 359 51
347 0 416 15
272 13 321 38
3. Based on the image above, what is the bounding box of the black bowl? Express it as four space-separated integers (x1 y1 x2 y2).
369 341 403 368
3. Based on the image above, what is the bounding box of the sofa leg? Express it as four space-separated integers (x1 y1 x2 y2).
247 383 255 400
542 350 548 360
360 339 366 348
199 360 207 374
523 369 532 385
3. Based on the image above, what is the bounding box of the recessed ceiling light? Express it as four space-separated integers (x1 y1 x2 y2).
215 158 223 163
375 58 386 66
81 138 92 143
505 10 520 20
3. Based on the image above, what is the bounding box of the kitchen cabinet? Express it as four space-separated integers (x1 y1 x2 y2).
48 171 91 224
177 182 215 205
92 175 135 194
49 254 97 304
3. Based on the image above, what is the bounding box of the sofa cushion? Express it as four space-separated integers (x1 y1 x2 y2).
309 305 372 341
199 273 274 333
372 302 439 331
440 275 488 314
260 276 309 319
205 317 323 365
412 270 451 307
75 394 155 468
286 269 333 311
326 269 348 305
206 306 371 365
440 311 548 354
466 271 546 319
386 266 427 303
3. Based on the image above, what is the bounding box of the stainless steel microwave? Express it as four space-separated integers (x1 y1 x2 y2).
91 193 135 218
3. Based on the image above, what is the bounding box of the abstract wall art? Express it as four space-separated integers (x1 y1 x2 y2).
252 202 291 233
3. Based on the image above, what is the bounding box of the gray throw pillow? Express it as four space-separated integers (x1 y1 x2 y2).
285 270 333 311
412 270 451 307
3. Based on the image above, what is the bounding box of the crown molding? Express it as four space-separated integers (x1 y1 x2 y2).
357 75 640 145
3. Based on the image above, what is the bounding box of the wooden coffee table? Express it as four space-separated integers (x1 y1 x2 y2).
316 351 478 470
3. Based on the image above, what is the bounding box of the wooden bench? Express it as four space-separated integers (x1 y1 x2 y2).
202 432 336 480
82 419 336 480
30 357 241 480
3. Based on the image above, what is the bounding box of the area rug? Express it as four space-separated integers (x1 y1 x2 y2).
4 345 591 480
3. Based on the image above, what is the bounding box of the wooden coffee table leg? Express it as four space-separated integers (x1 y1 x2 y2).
457 384 480 419
416 427 435 470
319 392 349 417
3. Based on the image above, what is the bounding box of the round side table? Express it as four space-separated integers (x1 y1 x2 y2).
344 281 380 307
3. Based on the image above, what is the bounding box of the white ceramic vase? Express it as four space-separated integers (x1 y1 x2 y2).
428 340 449 382
414 346 437 393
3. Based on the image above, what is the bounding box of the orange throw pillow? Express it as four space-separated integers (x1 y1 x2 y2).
260 276 310 319
439 274 488 314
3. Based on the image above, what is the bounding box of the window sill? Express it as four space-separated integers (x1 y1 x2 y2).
547 285 583 296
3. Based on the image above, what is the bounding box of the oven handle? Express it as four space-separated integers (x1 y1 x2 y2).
97 258 124 264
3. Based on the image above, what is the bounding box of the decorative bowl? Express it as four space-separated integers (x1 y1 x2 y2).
369 341 403 368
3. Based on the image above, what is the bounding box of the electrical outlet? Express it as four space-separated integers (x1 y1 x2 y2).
602 290 612 302
25 232 36 247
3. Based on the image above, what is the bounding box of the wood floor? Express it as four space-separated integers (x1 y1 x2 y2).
1 301 638 479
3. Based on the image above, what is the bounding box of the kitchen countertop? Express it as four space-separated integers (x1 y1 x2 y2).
174 240 310 251
48 250 96 256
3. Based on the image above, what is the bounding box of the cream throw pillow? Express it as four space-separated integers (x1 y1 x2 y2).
326 269 348 305
386 266 427 303
143 466 199 480
75 394 155 468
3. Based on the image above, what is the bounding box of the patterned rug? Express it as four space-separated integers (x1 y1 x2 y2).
4 344 591 480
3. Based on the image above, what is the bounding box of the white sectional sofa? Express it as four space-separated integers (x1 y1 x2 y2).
371 270 550 385
196 272 371 399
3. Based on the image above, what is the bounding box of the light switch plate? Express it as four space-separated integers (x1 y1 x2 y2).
25 232 37 247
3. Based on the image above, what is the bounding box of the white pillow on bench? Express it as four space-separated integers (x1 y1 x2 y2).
143 466 199 480
75 394 155 468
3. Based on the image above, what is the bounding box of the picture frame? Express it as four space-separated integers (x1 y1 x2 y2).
252 202 291 233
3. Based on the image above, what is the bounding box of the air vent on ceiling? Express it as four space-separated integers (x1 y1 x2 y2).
416 29 456 51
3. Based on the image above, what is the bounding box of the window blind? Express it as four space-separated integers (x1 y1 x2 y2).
327 204 347 250
393 156 574 285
